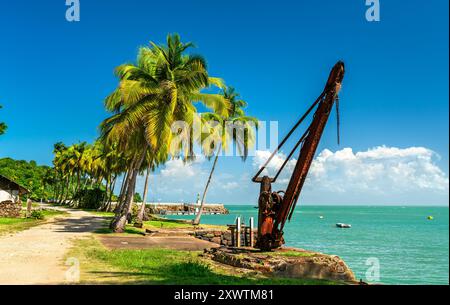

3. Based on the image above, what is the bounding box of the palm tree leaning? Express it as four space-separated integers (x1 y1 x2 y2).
193 87 258 225
101 33 230 232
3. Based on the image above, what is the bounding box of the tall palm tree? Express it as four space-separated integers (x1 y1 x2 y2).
0 105 7 136
193 87 258 225
101 33 230 232
135 147 167 224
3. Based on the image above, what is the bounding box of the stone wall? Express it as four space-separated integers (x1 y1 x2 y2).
146 204 229 215
0 200 22 218
191 229 257 247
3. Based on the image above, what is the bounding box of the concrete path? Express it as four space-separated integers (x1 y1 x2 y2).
0 206 105 285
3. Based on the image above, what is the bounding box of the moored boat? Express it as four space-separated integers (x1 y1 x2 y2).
336 223 351 228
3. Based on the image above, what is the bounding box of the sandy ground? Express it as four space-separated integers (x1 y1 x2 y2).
0 206 105 285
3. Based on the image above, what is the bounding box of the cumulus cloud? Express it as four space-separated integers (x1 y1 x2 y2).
253 146 449 196
131 145 448 205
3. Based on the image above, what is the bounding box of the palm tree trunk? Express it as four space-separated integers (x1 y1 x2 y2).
105 175 117 212
61 175 70 204
136 164 151 223
110 145 148 232
193 145 221 225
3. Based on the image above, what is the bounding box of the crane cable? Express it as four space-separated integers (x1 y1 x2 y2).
252 91 325 182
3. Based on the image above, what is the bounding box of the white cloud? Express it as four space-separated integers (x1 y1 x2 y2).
253 146 449 198
131 145 448 205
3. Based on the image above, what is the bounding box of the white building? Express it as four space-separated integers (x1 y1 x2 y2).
0 174 29 203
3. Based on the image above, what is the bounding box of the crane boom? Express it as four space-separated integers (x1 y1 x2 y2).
253 61 345 250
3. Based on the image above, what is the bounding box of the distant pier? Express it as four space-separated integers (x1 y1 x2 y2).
146 202 229 216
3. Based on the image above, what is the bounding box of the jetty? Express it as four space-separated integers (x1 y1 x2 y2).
146 202 229 216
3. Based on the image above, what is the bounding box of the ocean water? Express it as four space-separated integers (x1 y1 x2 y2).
168 205 449 285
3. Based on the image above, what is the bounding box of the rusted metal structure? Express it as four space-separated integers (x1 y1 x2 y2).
252 61 345 250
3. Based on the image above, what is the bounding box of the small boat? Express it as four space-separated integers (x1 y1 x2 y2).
336 223 351 228
427 216 434 220
319 215 324 219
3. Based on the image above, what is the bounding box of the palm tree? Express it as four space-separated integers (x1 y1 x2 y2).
135 147 166 224
193 87 258 225
0 104 7 136
101 33 230 232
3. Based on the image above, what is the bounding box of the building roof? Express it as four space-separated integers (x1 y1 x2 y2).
0 174 30 194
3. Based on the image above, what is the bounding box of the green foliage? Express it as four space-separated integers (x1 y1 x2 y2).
0 104 6 136
0 158 53 200
30 210 45 220
74 188 106 210
133 192 142 203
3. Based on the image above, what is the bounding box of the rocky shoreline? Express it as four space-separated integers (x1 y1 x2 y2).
203 247 357 283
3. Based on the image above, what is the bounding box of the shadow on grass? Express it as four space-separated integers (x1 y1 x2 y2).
82 247 337 285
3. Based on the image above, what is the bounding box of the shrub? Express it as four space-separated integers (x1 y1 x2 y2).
30 210 45 220
73 188 106 210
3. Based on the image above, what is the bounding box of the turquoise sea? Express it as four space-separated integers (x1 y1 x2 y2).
168 205 449 285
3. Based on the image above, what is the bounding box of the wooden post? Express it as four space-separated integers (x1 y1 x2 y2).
236 217 241 247
249 217 254 247
230 227 235 246
26 198 32 218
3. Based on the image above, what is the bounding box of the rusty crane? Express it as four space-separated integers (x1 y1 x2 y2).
252 61 345 251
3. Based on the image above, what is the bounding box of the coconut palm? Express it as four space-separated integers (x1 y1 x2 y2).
193 87 258 225
101 33 230 232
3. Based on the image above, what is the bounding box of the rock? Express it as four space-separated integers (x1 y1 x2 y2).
223 232 232 240
211 237 221 244
0 200 21 218
203 247 356 283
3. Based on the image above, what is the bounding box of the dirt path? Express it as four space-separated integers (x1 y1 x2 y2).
0 206 105 284
99 235 220 251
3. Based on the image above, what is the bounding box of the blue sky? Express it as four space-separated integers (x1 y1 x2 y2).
0 1 448 205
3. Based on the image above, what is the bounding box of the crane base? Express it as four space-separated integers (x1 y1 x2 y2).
255 234 285 251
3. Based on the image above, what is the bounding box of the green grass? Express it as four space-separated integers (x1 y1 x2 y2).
0 209 67 235
144 219 194 229
143 218 225 230
68 238 339 285
21 201 40 208
94 225 145 236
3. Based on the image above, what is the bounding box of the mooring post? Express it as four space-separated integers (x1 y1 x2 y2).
249 217 254 247
236 217 241 247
